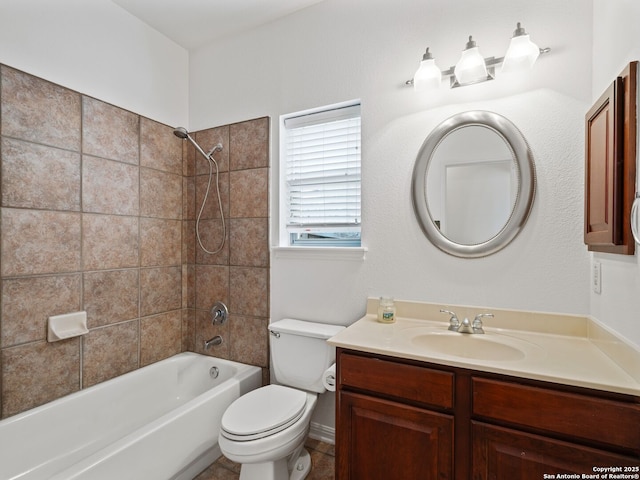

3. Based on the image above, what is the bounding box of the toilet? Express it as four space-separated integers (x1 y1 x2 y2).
218 318 344 480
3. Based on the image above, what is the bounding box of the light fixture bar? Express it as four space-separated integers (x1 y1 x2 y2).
405 47 550 87
406 23 551 90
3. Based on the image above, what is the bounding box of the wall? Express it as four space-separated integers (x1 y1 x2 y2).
590 0 640 349
189 0 594 429
0 0 189 128
0 65 184 417
0 66 272 418
183 118 271 381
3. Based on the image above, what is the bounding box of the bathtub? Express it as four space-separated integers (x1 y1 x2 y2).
0 352 262 480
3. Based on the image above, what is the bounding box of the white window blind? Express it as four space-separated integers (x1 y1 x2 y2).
283 103 361 246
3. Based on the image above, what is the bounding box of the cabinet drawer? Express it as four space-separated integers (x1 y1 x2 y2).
339 352 453 409
473 377 640 454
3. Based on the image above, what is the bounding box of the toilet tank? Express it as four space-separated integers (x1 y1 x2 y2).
269 319 345 393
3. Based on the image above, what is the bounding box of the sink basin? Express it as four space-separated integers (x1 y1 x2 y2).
399 328 541 362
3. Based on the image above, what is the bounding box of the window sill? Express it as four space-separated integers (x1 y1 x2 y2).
272 246 367 261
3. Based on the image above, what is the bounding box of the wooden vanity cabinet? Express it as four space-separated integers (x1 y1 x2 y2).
584 61 637 254
336 351 455 480
336 349 640 480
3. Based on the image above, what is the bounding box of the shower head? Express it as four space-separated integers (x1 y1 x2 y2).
173 127 189 139
173 126 223 160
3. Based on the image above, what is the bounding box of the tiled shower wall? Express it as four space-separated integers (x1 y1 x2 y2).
0 65 270 418
183 118 270 374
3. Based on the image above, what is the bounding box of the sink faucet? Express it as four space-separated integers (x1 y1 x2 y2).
440 309 493 334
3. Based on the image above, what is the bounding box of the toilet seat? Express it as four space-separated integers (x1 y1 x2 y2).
221 385 307 441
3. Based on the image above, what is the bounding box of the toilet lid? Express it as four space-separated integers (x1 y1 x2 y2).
221 385 307 441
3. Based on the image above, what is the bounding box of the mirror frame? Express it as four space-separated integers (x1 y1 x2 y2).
412 111 536 258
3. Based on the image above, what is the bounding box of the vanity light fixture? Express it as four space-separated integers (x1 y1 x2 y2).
407 22 550 91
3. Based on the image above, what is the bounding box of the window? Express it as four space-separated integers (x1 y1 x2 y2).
281 102 361 247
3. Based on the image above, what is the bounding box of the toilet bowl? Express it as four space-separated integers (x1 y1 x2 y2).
218 319 344 480
219 385 317 480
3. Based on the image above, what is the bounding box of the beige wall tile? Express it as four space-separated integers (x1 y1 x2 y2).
195 172 229 220
229 315 268 367
182 141 196 177
82 96 139 164
82 156 139 215
229 267 268 317
229 218 269 267
1 138 81 211
140 117 182 175
140 167 182 219
140 218 181 267
83 269 139 328
183 176 195 220
1 208 81 276
140 310 182 366
82 320 138 388
195 264 229 310
140 266 181 316
82 214 139 270
229 117 269 171
0 66 81 151
195 218 229 265
229 168 268 218
195 309 230 358
1 274 81 347
1 340 80 417
182 308 196 352
194 126 229 174
183 220 196 264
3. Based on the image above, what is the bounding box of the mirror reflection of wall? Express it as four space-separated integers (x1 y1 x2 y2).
426 125 517 245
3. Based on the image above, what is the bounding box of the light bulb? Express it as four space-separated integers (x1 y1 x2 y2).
413 48 442 91
502 23 540 73
454 36 488 85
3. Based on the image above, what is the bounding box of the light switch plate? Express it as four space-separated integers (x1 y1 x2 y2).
592 261 602 294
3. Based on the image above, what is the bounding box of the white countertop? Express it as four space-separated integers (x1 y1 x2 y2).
328 300 640 397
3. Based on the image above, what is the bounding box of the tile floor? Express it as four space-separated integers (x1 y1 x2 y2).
194 438 335 480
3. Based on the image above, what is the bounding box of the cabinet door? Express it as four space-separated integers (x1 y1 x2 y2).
472 422 639 480
584 77 624 247
584 61 637 254
337 391 453 480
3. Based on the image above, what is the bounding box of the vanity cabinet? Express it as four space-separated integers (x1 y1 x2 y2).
584 61 637 254
336 352 455 479
336 349 640 480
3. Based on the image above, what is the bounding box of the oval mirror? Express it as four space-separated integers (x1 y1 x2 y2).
412 111 535 258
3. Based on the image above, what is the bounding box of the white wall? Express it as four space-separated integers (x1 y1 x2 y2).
189 0 594 431
0 0 189 127
590 0 640 349
191 0 592 322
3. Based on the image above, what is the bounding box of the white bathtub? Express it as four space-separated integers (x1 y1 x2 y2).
0 352 262 480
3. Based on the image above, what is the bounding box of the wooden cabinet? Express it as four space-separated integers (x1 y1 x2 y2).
336 352 455 479
338 392 453 480
584 61 637 254
472 422 637 480
336 349 640 480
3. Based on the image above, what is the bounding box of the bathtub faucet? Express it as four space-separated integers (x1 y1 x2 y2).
204 335 223 350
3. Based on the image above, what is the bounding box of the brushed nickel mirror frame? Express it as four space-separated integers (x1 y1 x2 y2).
412 111 536 258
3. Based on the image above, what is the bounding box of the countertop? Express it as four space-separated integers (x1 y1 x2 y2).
328 299 640 397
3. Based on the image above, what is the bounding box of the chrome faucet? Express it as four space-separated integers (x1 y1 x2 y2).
440 309 493 334
471 313 494 334
440 309 460 332
204 335 223 349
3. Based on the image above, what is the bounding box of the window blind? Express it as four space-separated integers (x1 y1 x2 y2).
284 104 361 237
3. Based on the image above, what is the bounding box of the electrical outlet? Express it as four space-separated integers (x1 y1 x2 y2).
592 261 602 294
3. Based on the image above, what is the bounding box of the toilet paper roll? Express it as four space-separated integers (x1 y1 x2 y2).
322 363 337 392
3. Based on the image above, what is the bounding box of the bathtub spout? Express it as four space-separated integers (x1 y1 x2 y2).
204 335 223 350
